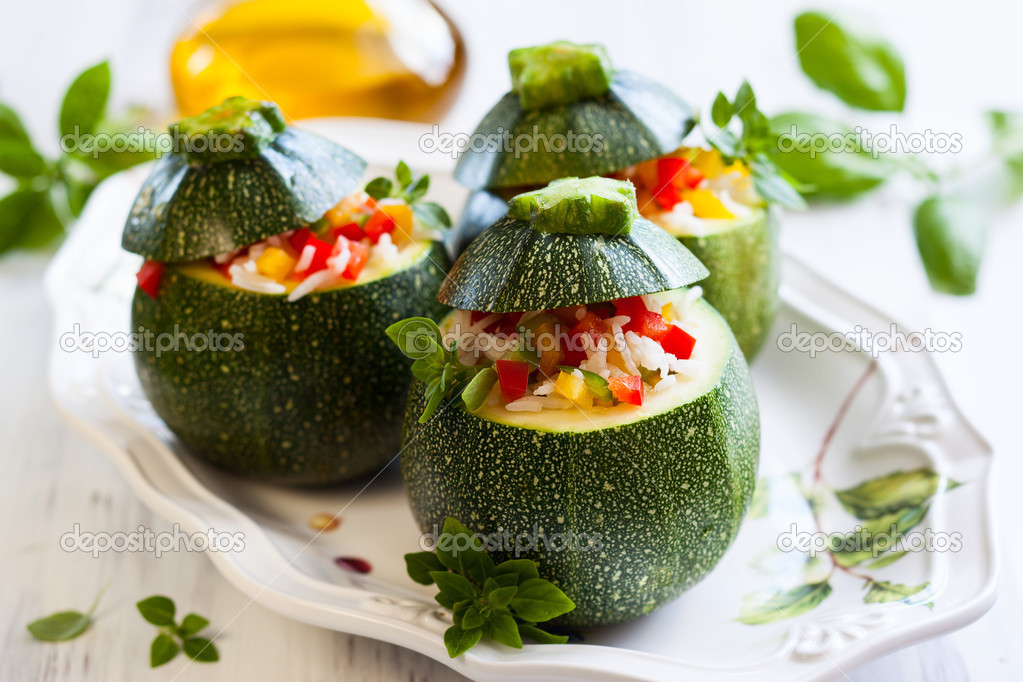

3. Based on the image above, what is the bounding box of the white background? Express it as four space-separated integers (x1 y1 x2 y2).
1 0 1021 680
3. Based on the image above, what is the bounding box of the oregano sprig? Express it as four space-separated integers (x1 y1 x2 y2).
364 160 452 234
405 517 575 657
385 317 497 422
136 596 219 667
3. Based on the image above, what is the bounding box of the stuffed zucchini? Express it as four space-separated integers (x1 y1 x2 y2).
451 42 779 359
393 178 759 626
123 98 450 484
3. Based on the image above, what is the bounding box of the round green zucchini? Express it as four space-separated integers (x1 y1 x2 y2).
132 242 449 484
401 295 759 626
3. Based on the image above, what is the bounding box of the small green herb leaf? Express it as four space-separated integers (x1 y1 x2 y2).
431 572 478 604
136 595 176 626
794 12 906 112
444 624 482 658
364 176 393 201
405 551 446 585
487 613 523 649
411 202 452 231
460 603 487 630
183 636 220 662
913 196 986 295
519 624 569 645
487 585 518 609
495 559 540 582
385 317 441 360
26 611 92 642
150 633 180 667
509 578 575 623
59 62 111 140
0 139 46 178
178 613 210 638
711 92 733 128
0 189 64 255
395 160 413 189
750 157 807 210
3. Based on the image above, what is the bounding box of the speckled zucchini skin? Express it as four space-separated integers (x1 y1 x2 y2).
678 206 781 361
132 243 448 485
401 335 759 626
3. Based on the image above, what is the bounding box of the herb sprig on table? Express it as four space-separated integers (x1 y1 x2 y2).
405 517 575 657
0 61 154 256
137 596 219 667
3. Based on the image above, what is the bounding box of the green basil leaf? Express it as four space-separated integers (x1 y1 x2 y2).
732 81 756 122
150 633 180 668
794 12 906 112
405 173 429 203
412 202 452 231
59 62 110 140
706 127 740 158
405 551 446 585
183 636 219 662
461 603 487 630
519 624 569 645
487 612 523 649
487 585 518 609
0 139 46 178
913 196 986 295
430 572 478 604
495 559 540 582
710 92 733 128
443 624 482 658
178 613 210 637
26 611 91 642
451 599 472 627
136 595 176 626
395 160 413 189
364 176 393 201
0 189 65 255
0 103 31 144
385 317 441 360
461 367 498 411
509 578 575 623
436 517 492 582
768 111 891 198
750 157 807 210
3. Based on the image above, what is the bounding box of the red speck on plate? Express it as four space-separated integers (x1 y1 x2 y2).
335 556 372 574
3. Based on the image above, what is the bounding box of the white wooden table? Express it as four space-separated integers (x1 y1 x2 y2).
3 1 1023 679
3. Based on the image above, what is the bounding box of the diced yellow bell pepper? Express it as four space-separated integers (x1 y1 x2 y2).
686 148 726 179
684 189 735 220
556 371 592 408
256 246 297 281
661 303 675 320
379 202 414 244
723 160 750 177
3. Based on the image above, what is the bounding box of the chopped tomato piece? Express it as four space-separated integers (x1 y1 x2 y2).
136 260 164 299
661 325 696 360
608 375 644 406
654 158 686 210
496 312 525 335
613 296 647 321
297 236 333 277
341 240 369 281
332 222 364 242
363 209 397 244
495 359 531 402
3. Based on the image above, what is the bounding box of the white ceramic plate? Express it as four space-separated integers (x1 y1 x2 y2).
45 119 997 681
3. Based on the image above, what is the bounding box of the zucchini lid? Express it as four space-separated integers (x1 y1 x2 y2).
438 177 708 312
453 42 695 190
122 97 367 262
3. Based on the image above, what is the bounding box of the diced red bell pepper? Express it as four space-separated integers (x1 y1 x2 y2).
681 165 705 189
613 296 647 321
136 260 164 299
332 222 365 242
654 158 685 210
587 301 616 318
289 227 313 252
341 240 370 281
297 236 333 277
495 359 531 402
621 308 669 343
363 209 397 244
565 311 604 361
661 325 696 360
608 375 644 406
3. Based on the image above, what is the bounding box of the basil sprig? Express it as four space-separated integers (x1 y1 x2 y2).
385 317 497 422
137 596 219 667
365 160 452 233
406 517 575 657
